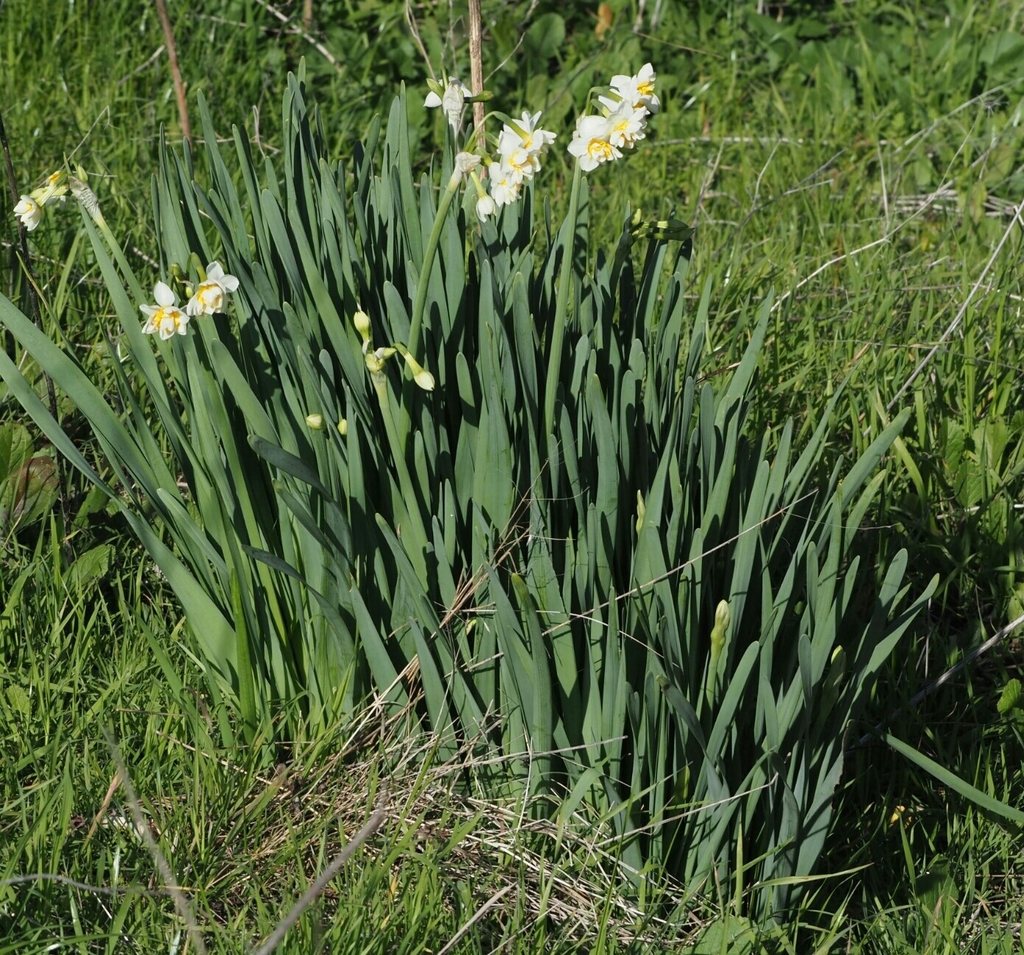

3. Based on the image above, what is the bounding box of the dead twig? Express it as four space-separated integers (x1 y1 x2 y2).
104 727 207 955
468 0 485 137
253 799 389 955
153 0 191 144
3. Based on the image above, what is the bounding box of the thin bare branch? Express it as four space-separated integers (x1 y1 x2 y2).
253 799 389 955
468 0 485 137
886 199 1024 412
104 728 208 955
437 886 514 955
858 611 1024 747
251 0 342 72
154 0 191 144
0 873 163 897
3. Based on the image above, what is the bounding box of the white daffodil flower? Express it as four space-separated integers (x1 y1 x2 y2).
498 141 539 181
499 111 556 160
14 195 43 231
568 114 622 171
607 63 660 115
186 261 239 316
496 112 556 183
487 161 521 207
425 78 472 130
141 281 190 339
606 101 648 149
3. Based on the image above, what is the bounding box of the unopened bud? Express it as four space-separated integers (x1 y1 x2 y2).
353 309 371 342
393 343 435 391
714 600 731 633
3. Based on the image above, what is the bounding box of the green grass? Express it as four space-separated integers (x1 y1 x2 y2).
2 0 1024 950
0 531 714 953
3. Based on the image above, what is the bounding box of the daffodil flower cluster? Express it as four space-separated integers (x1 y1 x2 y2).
474 111 557 221
423 74 557 223
568 63 659 172
423 63 657 223
12 171 69 232
13 167 109 232
140 261 238 340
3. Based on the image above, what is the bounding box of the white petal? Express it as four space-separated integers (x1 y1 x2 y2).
154 281 175 307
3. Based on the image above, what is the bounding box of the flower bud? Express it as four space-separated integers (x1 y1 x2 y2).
364 345 395 375
353 309 372 342
392 343 435 391
714 599 731 633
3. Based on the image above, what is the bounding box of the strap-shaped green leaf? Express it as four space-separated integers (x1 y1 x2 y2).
885 732 1024 826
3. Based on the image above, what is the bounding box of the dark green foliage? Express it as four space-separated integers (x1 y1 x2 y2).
0 72 937 918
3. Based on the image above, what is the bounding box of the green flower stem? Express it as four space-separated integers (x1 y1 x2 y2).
91 210 147 306
372 371 430 585
543 160 583 443
408 169 462 361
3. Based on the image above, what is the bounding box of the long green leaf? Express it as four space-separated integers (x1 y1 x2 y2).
885 732 1024 826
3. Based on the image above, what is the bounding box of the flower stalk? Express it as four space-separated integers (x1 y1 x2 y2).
407 164 464 360
543 158 583 442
